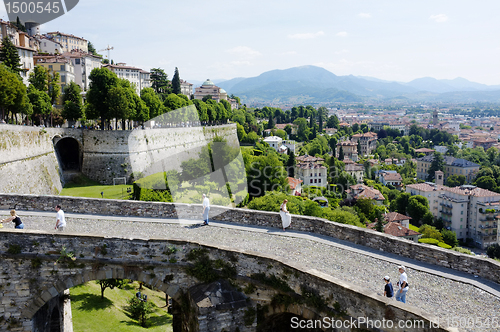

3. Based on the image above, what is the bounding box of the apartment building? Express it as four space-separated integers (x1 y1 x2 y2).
104 63 150 95
336 140 358 161
180 79 193 97
0 19 38 85
351 132 378 156
45 31 88 53
416 154 480 183
33 55 75 94
296 162 327 188
62 50 102 91
407 171 499 249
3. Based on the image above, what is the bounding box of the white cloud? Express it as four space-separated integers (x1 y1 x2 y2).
336 31 348 37
288 31 325 40
358 13 371 18
226 46 261 60
282 51 297 55
230 60 252 66
429 14 449 23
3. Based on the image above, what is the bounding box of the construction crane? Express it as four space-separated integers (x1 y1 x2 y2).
98 45 114 62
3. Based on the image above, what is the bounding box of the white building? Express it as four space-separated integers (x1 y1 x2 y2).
296 162 327 188
45 31 88 53
378 170 403 188
38 36 63 54
407 171 500 249
104 63 150 95
62 51 102 91
263 136 283 152
345 163 364 183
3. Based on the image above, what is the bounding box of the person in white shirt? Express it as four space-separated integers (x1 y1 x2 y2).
395 265 409 303
280 199 291 231
55 205 66 231
202 194 210 225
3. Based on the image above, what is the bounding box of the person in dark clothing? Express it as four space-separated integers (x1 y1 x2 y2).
383 276 394 298
1 210 24 229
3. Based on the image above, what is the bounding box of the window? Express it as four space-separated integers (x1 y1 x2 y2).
60 65 65 71
314 179 317 183
319 179 321 183
310 179 313 184
75 59 80 65
48 65 53 69
461 211 463 215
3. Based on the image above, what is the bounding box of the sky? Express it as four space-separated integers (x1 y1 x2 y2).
2 0 500 85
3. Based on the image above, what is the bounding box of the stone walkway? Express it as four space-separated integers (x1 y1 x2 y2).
3 210 500 332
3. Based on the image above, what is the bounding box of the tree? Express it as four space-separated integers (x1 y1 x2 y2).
286 149 295 177
62 82 83 122
150 68 170 94
474 176 496 191
0 64 29 123
407 195 429 225
87 41 98 55
28 87 52 124
141 87 164 119
267 110 275 129
446 174 466 187
487 243 500 259
0 37 22 74
427 152 444 182
326 114 339 129
375 218 384 232
338 146 344 161
128 296 153 327
172 67 181 95
28 65 49 92
418 224 443 242
86 68 119 129
48 71 61 105
390 192 410 215
293 117 309 141
441 229 458 247
96 279 126 299
246 154 288 198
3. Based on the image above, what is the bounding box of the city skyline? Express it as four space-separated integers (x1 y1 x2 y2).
1 0 500 85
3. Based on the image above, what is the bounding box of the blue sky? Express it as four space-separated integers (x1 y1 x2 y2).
2 0 500 85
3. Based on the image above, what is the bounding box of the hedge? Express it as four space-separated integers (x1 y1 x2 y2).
418 238 440 245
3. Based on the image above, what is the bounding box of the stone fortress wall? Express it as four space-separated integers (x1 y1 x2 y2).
1 193 499 287
0 124 238 192
0 229 450 332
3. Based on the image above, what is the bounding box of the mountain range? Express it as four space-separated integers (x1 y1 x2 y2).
212 65 500 104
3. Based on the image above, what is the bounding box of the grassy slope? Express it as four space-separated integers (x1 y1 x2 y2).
60 175 132 200
70 281 173 332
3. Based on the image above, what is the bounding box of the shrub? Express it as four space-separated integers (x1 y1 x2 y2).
437 242 452 249
418 238 439 245
451 247 472 255
128 296 153 327
487 243 500 259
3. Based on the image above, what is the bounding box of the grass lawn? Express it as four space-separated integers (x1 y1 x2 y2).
60 175 132 200
70 281 173 332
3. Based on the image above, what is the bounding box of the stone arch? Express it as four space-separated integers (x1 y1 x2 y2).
53 137 82 171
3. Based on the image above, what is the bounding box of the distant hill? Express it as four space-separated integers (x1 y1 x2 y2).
214 65 500 104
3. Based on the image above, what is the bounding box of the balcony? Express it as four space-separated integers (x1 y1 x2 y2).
440 202 453 209
440 210 452 216
479 224 498 230
478 231 497 238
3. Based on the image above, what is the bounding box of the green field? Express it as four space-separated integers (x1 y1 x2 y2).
70 281 173 332
60 175 132 200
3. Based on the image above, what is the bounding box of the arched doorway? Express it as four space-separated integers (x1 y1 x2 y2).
49 307 60 332
54 137 81 171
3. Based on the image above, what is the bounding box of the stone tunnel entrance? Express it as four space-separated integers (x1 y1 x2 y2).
54 137 81 171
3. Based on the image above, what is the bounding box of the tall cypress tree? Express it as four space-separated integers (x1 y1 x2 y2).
172 67 181 94
0 37 22 74
287 149 295 177
339 146 344 161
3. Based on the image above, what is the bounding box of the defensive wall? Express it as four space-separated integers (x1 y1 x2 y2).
1 194 499 287
0 124 238 192
0 229 449 332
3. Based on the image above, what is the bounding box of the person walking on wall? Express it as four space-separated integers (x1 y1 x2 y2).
383 276 394 299
54 205 66 231
202 194 210 225
280 199 291 231
1 210 24 229
395 265 409 303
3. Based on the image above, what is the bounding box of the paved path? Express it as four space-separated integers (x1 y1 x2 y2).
2 210 500 332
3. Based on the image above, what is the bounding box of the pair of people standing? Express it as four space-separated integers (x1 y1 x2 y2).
383 265 409 303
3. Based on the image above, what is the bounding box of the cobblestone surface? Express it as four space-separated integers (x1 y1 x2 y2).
14 215 500 332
